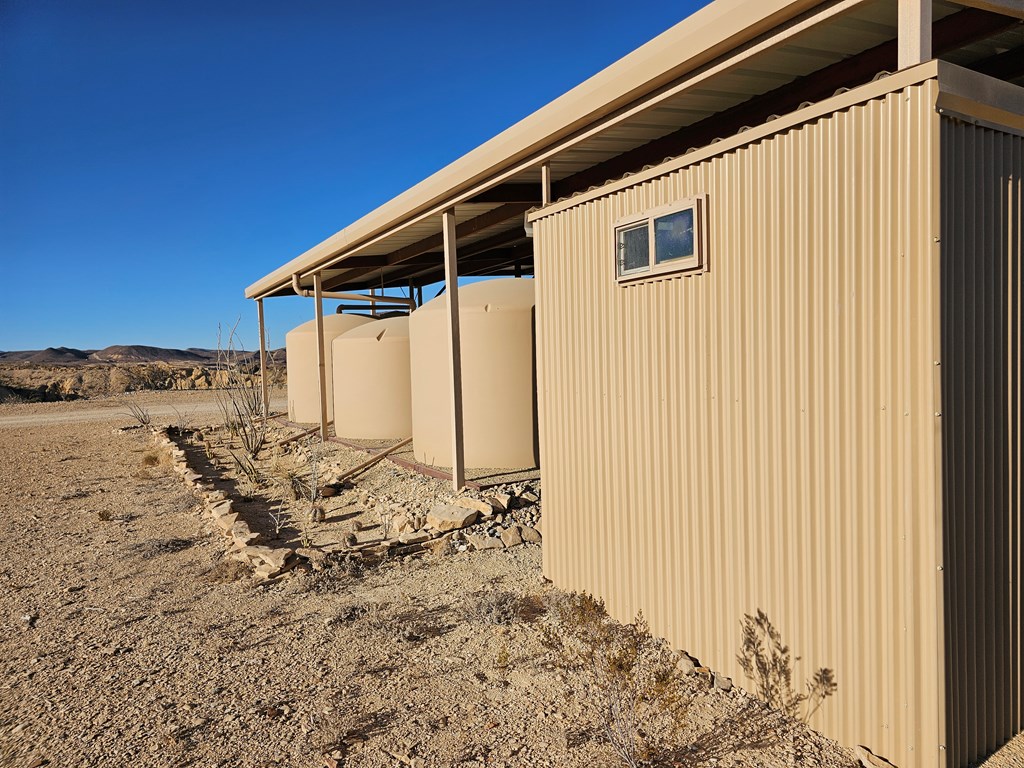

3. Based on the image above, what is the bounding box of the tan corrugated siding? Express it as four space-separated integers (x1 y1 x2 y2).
940 118 1023 768
534 80 945 767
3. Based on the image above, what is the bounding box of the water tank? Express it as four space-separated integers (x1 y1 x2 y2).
332 317 412 440
410 278 536 469
285 313 372 423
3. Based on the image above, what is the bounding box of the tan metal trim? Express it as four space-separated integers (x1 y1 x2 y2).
245 0 873 299
313 273 329 441
257 298 269 418
442 209 466 491
935 60 1024 136
529 61 943 221
541 162 551 207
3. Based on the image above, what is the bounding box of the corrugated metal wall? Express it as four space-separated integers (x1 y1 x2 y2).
940 119 1023 768
534 80 947 767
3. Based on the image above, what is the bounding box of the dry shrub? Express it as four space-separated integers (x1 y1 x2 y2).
542 592 685 767
736 609 837 723
467 590 521 625
141 447 171 469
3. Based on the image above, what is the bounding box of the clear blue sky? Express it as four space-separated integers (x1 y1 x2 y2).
0 0 706 352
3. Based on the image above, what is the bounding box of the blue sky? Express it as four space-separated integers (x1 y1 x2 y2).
0 0 705 351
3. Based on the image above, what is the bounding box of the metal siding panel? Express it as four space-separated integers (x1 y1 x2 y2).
940 118 1024 768
535 81 947 767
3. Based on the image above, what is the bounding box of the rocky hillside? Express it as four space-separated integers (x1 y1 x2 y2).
0 347 285 402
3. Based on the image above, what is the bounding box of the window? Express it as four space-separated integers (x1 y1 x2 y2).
614 195 707 282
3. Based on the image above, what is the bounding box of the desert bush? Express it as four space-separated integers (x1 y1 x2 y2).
121 395 152 426
736 609 837 723
542 592 685 767
215 319 267 459
467 590 523 626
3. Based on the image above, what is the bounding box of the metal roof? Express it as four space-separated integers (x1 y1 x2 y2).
246 0 1023 299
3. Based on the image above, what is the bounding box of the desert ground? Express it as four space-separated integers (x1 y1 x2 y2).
0 389 1021 768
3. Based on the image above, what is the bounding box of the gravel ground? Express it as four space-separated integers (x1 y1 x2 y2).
0 392 1019 768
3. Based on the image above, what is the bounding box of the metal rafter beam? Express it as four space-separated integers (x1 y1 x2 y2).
381 203 531 267
466 183 542 204
973 44 1024 80
345 246 534 291
553 8 1017 198
324 227 529 291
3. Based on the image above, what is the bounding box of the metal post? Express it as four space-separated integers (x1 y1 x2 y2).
313 272 329 441
898 0 932 69
442 208 466 491
541 161 552 206
257 298 270 418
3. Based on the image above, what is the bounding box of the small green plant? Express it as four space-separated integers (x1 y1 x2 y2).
736 609 837 723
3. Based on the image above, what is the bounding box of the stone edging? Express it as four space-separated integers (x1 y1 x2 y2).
151 427 298 582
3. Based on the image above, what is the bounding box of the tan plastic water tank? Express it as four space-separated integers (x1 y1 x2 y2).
285 313 372 423
332 317 412 440
410 278 536 469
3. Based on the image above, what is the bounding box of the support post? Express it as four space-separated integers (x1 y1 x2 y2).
442 208 466 492
313 272 329 441
257 298 270 418
541 161 551 206
898 0 932 69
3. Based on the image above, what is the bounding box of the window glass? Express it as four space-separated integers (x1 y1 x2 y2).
617 224 649 274
654 208 694 264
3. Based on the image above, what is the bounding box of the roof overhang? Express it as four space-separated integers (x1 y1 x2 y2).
246 0 1023 299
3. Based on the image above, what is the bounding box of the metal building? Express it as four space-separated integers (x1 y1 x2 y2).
245 1 1023 765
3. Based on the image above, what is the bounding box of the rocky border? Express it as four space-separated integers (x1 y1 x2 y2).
151 426 299 582
152 426 546 583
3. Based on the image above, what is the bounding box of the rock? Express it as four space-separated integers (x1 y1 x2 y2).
213 512 239 534
258 547 293 570
520 526 542 543
253 562 280 580
296 547 328 570
488 493 512 511
676 652 700 675
855 746 899 768
520 490 539 504
426 504 479 532
454 497 494 516
184 471 202 484
230 523 259 548
500 526 523 548
467 533 504 551
391 513 415 534
713 674 733 691
399 531 430 545
421 533 453 554
209 499 232 515
319 485 337 498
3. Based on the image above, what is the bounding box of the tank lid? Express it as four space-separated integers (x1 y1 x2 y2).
335 316 410 342
286 313 373 336
416 278 534 314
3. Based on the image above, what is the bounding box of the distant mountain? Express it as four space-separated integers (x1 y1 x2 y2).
0 347 95 363
0 345 284 366
89 345 212 363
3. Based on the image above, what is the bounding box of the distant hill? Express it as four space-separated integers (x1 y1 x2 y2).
89 345 214 364
0 345 284 365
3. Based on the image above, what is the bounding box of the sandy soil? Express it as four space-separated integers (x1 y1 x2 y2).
0 392 1018 768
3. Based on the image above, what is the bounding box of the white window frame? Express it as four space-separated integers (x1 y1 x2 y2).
613 194 708 284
